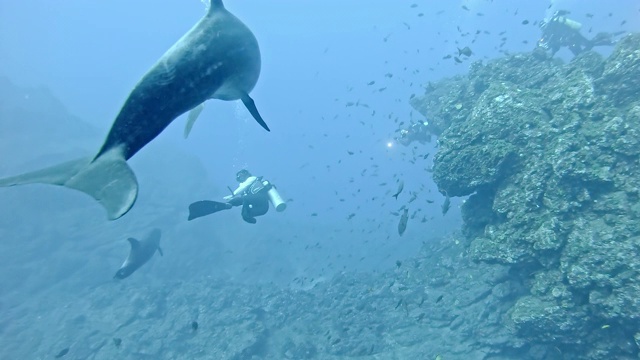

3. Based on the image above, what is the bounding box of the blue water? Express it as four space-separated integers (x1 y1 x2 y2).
0 0 638 359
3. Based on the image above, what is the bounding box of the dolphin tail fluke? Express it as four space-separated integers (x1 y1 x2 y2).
184 103 205 139
188 200 232 221
66 149 138 220
0 157 91 188
241 93 270 132
0 148 138 220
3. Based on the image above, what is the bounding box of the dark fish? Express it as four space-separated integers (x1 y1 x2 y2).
367 80 375 85
457 46 472 57
436 295 444 303
113 338 122 347
586 13 594 18
311 213 318 217
347 213 355 220
347 151 354 155
392 180 404 199
396 260 402 268
454 57 462 63
442 54 452 59
398 208 409 236
395 298 403 309
441 192 451 215
410 3 418 8
54 348 69 358
462 5 470 11
191 321 199 331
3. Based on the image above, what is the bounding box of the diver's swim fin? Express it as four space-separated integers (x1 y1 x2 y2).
0 147 138 220
241 93 270 132
188 200 233 221
184 103 205 139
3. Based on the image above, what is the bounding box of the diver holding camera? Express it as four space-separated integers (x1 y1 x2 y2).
188 169 286 224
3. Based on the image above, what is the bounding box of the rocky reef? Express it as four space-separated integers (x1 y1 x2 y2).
411 34 640 359
2 231 522 360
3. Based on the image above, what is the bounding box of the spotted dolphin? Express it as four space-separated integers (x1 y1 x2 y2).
0 0 268 220
114 228 163 279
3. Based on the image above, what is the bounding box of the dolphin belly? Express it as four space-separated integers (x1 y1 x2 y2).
97 4 262 160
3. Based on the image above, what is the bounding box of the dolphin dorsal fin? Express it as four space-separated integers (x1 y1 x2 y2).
209 0 224 14
127 238 141 250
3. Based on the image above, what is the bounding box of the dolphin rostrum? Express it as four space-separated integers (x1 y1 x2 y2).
114 228 163 279
0 0 268 220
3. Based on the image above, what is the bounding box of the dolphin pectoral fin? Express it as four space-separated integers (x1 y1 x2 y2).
240 93 270 132
157 247 164 257
127 238 141 250
184 103 205 139
188 200 232 221
65 148 138 220
0 152 137 220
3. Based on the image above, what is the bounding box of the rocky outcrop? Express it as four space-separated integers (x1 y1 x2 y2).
411 34 640 359
1 235 521 360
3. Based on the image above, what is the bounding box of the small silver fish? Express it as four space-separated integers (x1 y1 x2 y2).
441 192 451 215
392 180 405 200
398 208 409 236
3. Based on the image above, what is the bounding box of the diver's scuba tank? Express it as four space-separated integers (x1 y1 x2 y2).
556 16 582 31
262 181 287 212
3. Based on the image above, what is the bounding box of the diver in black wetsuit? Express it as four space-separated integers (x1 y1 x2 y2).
187 169 286 224
537 10 615 57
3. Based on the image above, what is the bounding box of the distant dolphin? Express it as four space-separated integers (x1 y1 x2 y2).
114 228 163 279
0 0 268 220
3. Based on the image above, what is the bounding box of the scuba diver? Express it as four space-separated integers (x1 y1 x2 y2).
536 10 615 57
395 121 431 146
187 169 286 224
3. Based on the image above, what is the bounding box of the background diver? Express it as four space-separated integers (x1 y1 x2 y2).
188 169 286 224
536 10 615 57
395 121 431 146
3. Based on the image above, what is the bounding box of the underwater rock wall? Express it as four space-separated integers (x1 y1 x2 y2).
412 34 640 359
